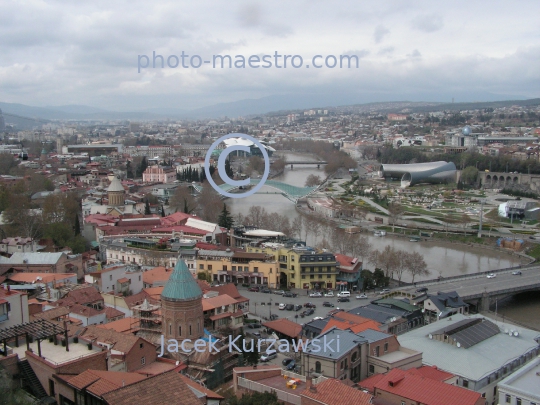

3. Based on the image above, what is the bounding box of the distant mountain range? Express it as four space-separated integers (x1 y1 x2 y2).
1 92 538 123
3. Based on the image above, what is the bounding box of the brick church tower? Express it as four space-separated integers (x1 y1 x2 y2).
161 260 204 341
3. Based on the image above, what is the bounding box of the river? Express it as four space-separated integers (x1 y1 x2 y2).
227 152 522 283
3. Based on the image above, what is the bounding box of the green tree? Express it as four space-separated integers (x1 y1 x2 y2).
225 157 233 179
460 166 479 186
161 205 166 217
373 268 389 288
217 204 234 229
74 215 81 236
144 199 151 215
126 160 134 179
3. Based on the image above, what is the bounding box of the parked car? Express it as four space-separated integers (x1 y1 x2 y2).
337 297 350 303
260 351 277 362
324 292 334 297
283 292 297 298
512 270 522 275
302 308 314 316
294 304 303 311
323 301 334 307
285 304 294 311
286 360 296 371
282 358 294 367
278 303 286 310
378 289 390 295
486 273 496 279
309 292 322 297
247 323 261 329
248 287 259 292
274 290 285 295
355 294 368 299
269 314 279 320
416 287 428 293
250 332 261 338
336 291 350 298
304 303 316 308
313 317 323 321
261 288 271 293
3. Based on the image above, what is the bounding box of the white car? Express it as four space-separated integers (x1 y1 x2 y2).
337 291 351 298
356 294 368 299
309 292 322 297
278 303 286 310
260 351 277 362
486 273 496 279
324 292 334 297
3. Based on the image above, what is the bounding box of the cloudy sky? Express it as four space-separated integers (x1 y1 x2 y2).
1 0 539 111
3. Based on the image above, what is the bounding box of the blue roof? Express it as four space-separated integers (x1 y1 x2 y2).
161 260 202 302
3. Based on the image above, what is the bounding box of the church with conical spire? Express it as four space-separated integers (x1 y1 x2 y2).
160 260 204 341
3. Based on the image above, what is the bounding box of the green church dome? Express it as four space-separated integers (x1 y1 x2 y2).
161 259 203 302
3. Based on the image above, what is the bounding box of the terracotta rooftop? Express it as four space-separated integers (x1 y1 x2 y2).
207 283 249 303
301 378 372 405
373 368 482 405
202 293 238 311
102 370 201 405
322 318 382 334
81 325 151 354
262 318 302 338
142 266 172 286
97 317 139 333
68 370 146 397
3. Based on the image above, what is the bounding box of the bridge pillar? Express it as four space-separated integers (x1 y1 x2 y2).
480 293 490 311
317 164 320 169
290 164 293 169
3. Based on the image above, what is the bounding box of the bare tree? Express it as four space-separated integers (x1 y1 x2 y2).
246 206 265 227
370 245 399 279
387 202 405 232
169 185 197 213
305 174 322 187
197 184 222 223
404 251 430 283
459 213 470 235
291 216 303 239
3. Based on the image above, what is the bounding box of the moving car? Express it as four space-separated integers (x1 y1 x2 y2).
278 303 286 310
248 287 259 292
337 291 350 298
355 294 368 299
512 270 522 275
323 301 334 307
261 288 271 293
304 303 316 308
324 292 334 297
486 273 496 279
283 292 297 298
274 290 285 295
260 351 277 362
337 297 350 303
379 289 390 295
309 292 322 298
416 287 428 293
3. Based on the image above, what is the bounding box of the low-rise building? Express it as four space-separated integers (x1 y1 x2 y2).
0 252 83 279
0 285 29 329
0 237 42 254
85 264 144 295
398 314 540 405
497 356 540 405
142 165 176 183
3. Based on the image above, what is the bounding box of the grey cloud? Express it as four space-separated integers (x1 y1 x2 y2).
373 25 390 43
412 13 444 33
238 3 262 27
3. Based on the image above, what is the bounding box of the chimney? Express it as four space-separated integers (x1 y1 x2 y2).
309 385 317 393
305 377 312 390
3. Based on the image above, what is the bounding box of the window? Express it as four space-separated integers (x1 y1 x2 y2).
340 361 344 369
179 326 182 335
375 346 380 357
189 325 192 335
141 357 146 365
482 393 485 398
199 264 204 270
315 361 321 373
110 275 113 281
270 269 272 274
232 266 236 271
139 343 143 349
516 399 521 405
169 324 172 335
254 267 258 272
208 265 212 270
384 342 388 352
223 265 227 271
369 365 374 374
401 402 405 405
505 394 510 403
462 379 469 388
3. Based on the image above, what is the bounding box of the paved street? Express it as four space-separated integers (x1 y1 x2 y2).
398 266 540 299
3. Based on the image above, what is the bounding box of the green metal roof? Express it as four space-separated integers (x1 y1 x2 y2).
373 298 418 312
161 260 202 302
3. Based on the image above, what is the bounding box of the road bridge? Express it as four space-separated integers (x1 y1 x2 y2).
397 264 540 311
285 160 327 165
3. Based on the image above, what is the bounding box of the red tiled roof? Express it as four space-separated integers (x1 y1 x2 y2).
202 294 238 311
97 317 139 333
68 370 146 397
102 370 201 405
208 284 249 303
407 365 454 382
301 378 372 405
373 368 482 405
178 373 224 400
262 319 302 338
322 318 381 334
